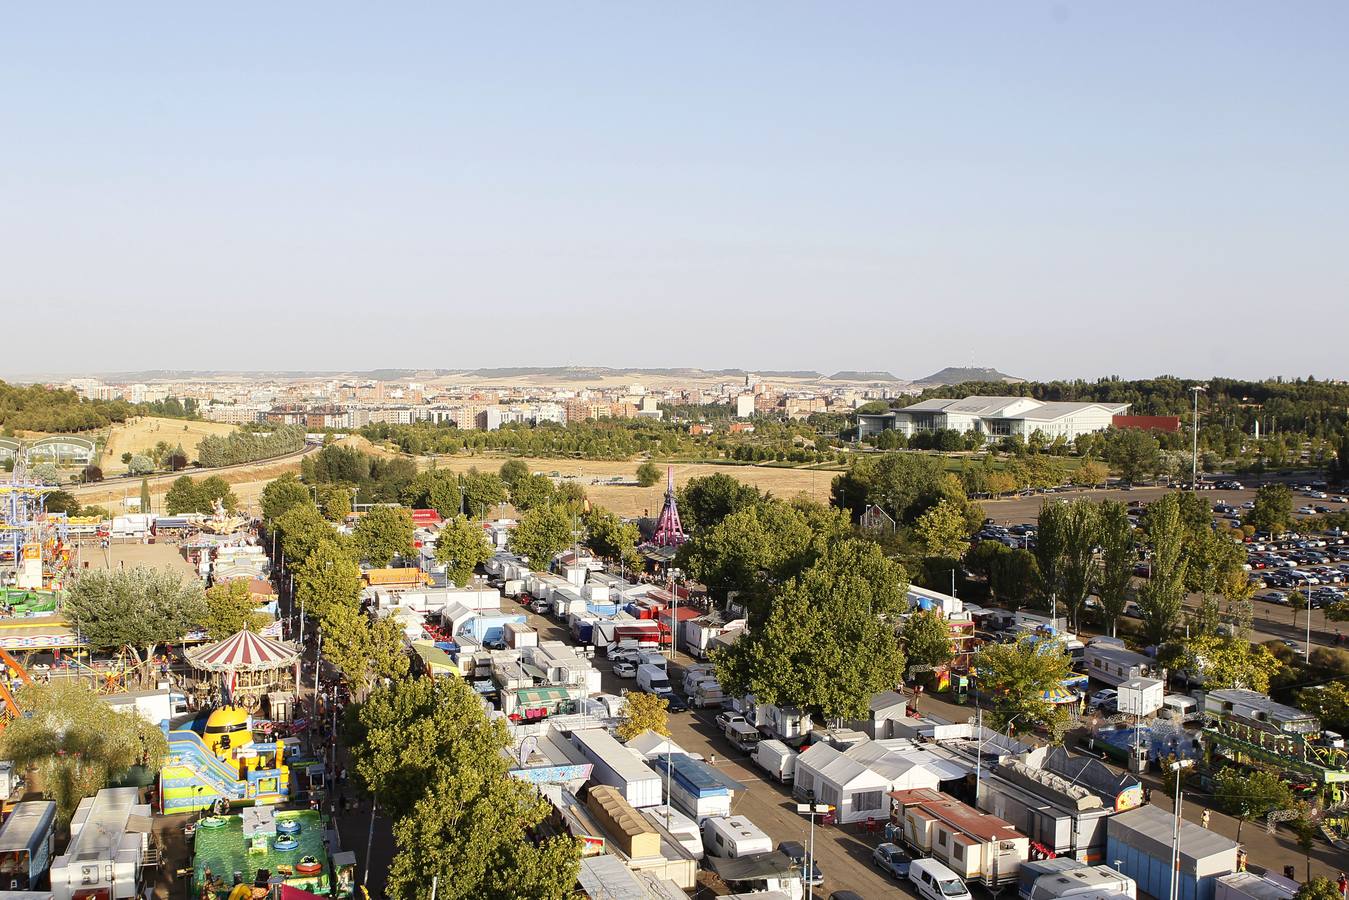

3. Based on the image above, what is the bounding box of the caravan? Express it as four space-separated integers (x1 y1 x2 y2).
701 815 772 859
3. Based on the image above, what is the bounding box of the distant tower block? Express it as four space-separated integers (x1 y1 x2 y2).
652 466 687 547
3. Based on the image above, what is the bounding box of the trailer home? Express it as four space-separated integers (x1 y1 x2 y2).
570 729 663 808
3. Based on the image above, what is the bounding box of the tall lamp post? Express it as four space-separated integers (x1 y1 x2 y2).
1168 758 1195 900
1190 386 1205 487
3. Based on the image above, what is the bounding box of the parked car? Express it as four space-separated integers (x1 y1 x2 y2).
1257 591 1289 605
872 842 913 879
612 661 637 678
1089 689 1119 712
715 711 747 732
665 693 689 713
779 841 823 886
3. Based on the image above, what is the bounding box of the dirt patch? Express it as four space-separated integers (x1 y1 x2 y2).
101 417 238 474
424 455 837 518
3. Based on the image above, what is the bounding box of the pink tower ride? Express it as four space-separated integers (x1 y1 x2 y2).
651 465 687 546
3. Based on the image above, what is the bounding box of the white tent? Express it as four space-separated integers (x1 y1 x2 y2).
795 737 965 824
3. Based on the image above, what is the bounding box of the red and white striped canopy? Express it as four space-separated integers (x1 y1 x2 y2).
187 629 300 672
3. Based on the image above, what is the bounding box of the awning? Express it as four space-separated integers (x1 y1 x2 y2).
1042 685 1080 705
706 851 798 881
516 686 571 705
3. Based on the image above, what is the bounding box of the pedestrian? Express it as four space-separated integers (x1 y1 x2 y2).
1200 809 1210 829
1336 872 1346 899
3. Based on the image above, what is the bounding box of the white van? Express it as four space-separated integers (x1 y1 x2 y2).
636 663 673 697
702 815 773 859
753 739 798 782
910 858 972 900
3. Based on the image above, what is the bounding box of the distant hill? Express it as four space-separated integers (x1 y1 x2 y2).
828 371 901 383
914 367 1021 386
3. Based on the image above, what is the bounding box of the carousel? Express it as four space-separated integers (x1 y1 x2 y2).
186 629 301 715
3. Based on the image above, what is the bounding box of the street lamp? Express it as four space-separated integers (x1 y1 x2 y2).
974 708 1020 807
1190 386 1205 488
1168 758 1195 900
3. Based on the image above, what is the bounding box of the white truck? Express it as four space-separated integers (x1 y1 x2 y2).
636 663 674 698
753 739 798 782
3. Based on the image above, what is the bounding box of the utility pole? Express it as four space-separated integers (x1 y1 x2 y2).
1190 386 1204 487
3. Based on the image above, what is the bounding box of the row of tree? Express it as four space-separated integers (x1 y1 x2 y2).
196 424 305 467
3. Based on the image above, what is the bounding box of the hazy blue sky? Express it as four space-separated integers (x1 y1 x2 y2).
3 3 1346 381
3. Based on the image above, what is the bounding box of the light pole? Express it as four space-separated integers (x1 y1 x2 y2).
1305 580 1312 657
1168 758 1194 900
1190 386 1205 487
974 708 1020 808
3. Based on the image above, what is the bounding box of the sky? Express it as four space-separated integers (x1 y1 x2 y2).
2 3 1347 382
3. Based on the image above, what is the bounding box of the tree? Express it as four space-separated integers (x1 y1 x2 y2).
509 505 574 567
320 605 409 699
1212 767 1293 841
347 677 581 900
1183 635 1282 692
914 500 972 560
715 542 907 723
353 506 416 567
1058 500 1101 630
1296 681 1349 732
498 459 529 489
1248 484 1293 535
1104 428 1161 482
275 502 334 567
902 609 953 675
509 473 556 511
617 691 670 741
971 633 1074 739
677 500 814 610
120 451 133 465
202 579 269 638
1073 459 1108 488
294 539 362 621
129 454 155 476
635 461 662 487
832 452 953 524
1096 501 1136 636
139 476 152 512
316 484 352 521
261 473 311 524
44 490 81 515
0 682 167 824
64 567 206 664
582 506 642 573
198 475 238 513
1294 879 1343 900
1035 501 1070 609
1136 493 1188 645
165 475 204 515
461 468 507 519
677 473 763 532
82 465 104 483
435 516 494 586
991 549 1040 610
401 470 463 519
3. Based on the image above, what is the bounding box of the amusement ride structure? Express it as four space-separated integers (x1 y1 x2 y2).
651 466 687 547
0 456 72 592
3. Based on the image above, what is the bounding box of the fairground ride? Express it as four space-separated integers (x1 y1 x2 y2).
0 457 72 593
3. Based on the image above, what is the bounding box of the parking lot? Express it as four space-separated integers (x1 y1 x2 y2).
980 484 1347 650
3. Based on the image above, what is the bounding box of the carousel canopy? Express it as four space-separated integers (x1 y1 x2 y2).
187 629 300 672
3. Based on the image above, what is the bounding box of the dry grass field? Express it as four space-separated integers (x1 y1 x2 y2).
424 455 838 517
101 416 238 474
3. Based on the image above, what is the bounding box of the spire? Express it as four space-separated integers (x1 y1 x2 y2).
651 466 686 547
